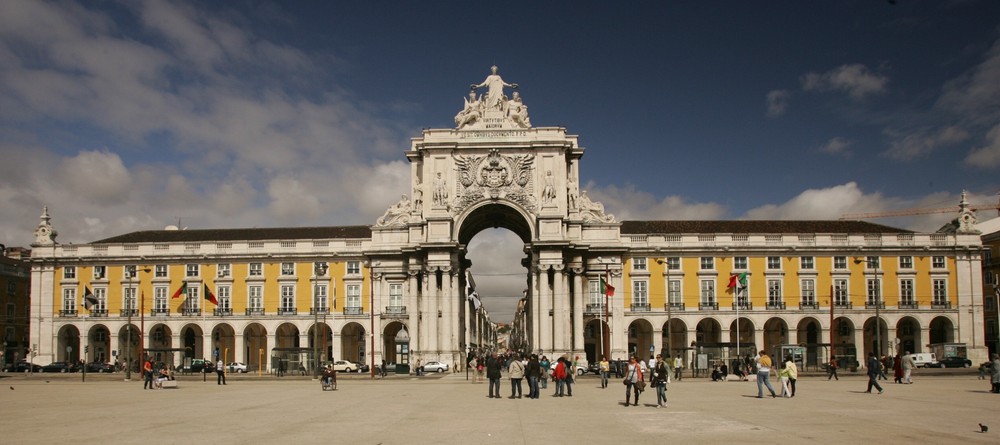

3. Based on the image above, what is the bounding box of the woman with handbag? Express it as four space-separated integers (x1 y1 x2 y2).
624 356 643 407
652 354 669 408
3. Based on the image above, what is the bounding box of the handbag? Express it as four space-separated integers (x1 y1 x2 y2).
637 380 646 392
622 378 629 386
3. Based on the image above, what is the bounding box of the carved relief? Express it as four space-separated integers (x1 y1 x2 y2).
452 148 536 214
577 190 615 223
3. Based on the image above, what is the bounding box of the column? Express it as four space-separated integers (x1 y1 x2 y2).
531 268 540 354
753 328 765 355
653 329 663 357
440 268 454 358
540 266 553 354
267 331 277 372
234 331 245 364
372 272 383 367
572 271 584 358
553 264 566 355
425 270 437 355
407 271 420 362
449 270 460 365
853 323 866 369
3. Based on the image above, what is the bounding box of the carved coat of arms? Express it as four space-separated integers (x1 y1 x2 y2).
453 149 535 213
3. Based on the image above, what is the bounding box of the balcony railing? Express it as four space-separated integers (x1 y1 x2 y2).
213 308 233 316
931 301 952 309
897 302 919 310
88 309 108 317
344 307 363 316
732 302 753 311
665 302 685 311
799 302 819 310
119 308 137 317
766 302 786 310
699 302 719 310
585 304 606 315
181 308 201 316
151 308 170 316
277 307 298 315
245 308 265 316
310 308 330 315
630 303 651 312
833 302 853 309
59 309 77 317
865 302 886 310
383 306 407 317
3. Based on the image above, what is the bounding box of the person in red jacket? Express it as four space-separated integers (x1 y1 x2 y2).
552 357 567 397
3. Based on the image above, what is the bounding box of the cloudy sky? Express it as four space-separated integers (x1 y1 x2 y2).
3 1 1000 322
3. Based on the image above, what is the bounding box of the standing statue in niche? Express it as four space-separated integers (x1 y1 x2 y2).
567 176 578 210
433 172 449 207
413 186 423 213
541 170 557 205
471 65 518 111
507 92 531 128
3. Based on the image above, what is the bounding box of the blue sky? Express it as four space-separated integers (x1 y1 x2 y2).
2 1 999 320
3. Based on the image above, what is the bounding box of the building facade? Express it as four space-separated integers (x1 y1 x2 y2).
28 68 990 371
1 246 32 367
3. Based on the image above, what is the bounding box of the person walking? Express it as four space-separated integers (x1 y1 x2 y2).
652 354 669 408
784 356 798 397
508 354 525 399
552 357 567 397
624 356 643 407
216 359 226 385
865 352 884 394
778 360 792 397
827 356 839 380
526 354 541 399
142 358 154 390
901 352 915 384
990 353 1000 393
893 354 903 384
599 356 610 389
486 353 502 399
647 355 656 383
564 356 576 396
755 350 777 398
673 354 683 381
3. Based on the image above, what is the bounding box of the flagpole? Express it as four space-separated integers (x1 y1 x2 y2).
736 274 740 362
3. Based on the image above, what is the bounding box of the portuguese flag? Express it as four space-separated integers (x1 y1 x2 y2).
203 283 219 305
171 282 188 300
600 274 615 297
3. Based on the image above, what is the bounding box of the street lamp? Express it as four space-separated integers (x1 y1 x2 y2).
313 261 328 380
855 257 882 358
596 256 612 361
365 260 380 380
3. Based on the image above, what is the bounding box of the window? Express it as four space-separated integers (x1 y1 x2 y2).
833 256 847 270
699 257 714 270
346 284 361 308
217 285 231 310
347 261 361 275
665 257 680 270
281 262 295 276
865 256 880 269
800 256 814 270
184 286 200 311
833 279 848 306
767 256 781 270
932 279 947 304
248 286 263 310
632 280 648 306
64 266 76 280
866 278 881 305
280 285 295 311
93 266 106 279
93 287 107 312
801 279 815 305
6 282 15 295
249 263 263 277
733 257 748 270
217 264 231 278
123 287 137 311
632 257 647 271
932 256 946 269
900 279 914 305
154 265 168 278
767 279 782 304
314 284 328 310
700 280 715 303
389 283 403 308
62 288 76 312
588 280 603 308
185 264 199 278
668 280 682 306
154 287 168 312
5 303 14 318
899 256 913 269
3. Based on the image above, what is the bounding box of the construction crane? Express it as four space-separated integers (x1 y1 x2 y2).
839 191 1000 220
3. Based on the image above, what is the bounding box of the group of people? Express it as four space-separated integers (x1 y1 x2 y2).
473 352 579 399
140 357 175 390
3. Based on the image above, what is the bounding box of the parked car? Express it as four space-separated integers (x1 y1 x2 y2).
588 360 627 377
41 361 79 373
351 361 370 373
937 356 972 368
86 362 115 373
227 362 248 373
4 361 43 373
189 359 215 373
332 360 357 372
906 353 938 368
422 361 449 373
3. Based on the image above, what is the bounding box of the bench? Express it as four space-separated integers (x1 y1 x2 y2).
161 380 178 389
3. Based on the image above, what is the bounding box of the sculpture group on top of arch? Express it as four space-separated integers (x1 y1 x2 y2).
455 65 531 130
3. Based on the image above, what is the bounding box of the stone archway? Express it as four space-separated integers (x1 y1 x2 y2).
696 318 722 345
87 324 111 363
763 317 788 356
929 316 954 344
117 324 141 370
729 317 756 355
796 317 822 367
56 325 80 363
896 317 921 354
627 319 654 360
243 323 267 372
382 322 406 365
662 319 687 357
275 323 299 349
341 322 366 363
584 318 610 362
212 323 236 364
862 317 889 358
831 317 857 367
180 324 204 359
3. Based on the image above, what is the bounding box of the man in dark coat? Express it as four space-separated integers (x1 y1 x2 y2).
486 352 502 398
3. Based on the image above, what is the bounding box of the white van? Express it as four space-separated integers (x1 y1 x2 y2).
905 353 938 368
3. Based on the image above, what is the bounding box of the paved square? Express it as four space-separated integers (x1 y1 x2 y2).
1 372 995 444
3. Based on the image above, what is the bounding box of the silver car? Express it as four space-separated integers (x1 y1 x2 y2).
422 361 449 373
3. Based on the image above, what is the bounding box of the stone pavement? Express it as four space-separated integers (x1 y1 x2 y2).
0 371 995 444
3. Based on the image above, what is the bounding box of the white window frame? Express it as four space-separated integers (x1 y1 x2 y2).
800 256 815 270
733 256 748 270
767 256 781 270
249 263 263 277
217 285 231 310
280 285 295 311
314 284 328 310
866 277 882 305
248 285 263 310
389 283 403 308
217 264 231 278
93 287 107 312
699 257 714 271
346 284 361 308
833 279 848 306
281 262 295 276
767 279 782 304
154 287 168 311
898 256 913 269
347 261 361 275
700 280 715 304
632 257 647 271
833 256 847 270
668 279 682 306
154 265 168 278
865 256 880 269
64 266 76 280
185 264 200 278
932 279 947 304
632 280 648 306
184 286 200 311
665 257 680 270
801 279 815 305
93 266 106 280
932 256 946 269
900 279 914 305
588 280 603 307
63 288 77 312
123 287 137 311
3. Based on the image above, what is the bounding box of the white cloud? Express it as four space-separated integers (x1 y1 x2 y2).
583 183 727 221
765 89 790 117
881 125 969 161
937 36 1000 126
802 63 888 100
56 150 133 206
467 229 527 323
964 123 1000 168
815 137 853 156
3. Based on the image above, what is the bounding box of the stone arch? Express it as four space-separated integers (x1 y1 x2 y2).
627 318 654 360
662 318 687 357
456 202 534 245
117 324 142 370
211 323 236 363
180 323 205 359
696 318 722 346
929 316 955 344
275 322 299 349
306 322 333 363
862 316 889 358
762 317 788 356
86 324 111 363
382 321 406 365
584 318 610 362
243 322 267 371
728 317 756 355
896 316 921 354
341 322 366 363
56 324 80 363
796 317 823 368
831 317 858 368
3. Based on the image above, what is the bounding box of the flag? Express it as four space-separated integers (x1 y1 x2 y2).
204 283 218 305
171 282 188 300
466 270 482 311
600 274 615 297
81 286 98 310
728 273 748 292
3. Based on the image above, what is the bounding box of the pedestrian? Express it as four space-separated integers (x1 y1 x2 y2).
381 360 388 378
778 360 791 397
827 356 839 380
476 357 485 382
143 358 153 390
647 354 656 383
652 354 669 408
564 356 576 396
673 354 683 381
877 355 887 380
624 356 642 407
599 356 610 389
508 354 525 399
539 356 550 389
415 359 422 376
720 362 729 382
990 353 1000 393
901 352 915 384
865 352 884 394
978 361 988 380
755 350 777 398
552 357 567 397
486 353 502 398
784 356 797 397
893 354 903 384
526 354 541 399
216 359 226 385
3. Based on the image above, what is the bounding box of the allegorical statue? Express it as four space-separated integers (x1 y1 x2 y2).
454 90 482 129
507 92 531 128
471 65 517 111
433 172 449 207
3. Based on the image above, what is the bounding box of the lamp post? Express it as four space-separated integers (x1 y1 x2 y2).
855 257 882 359
366 260 380 380
313 262 328 380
